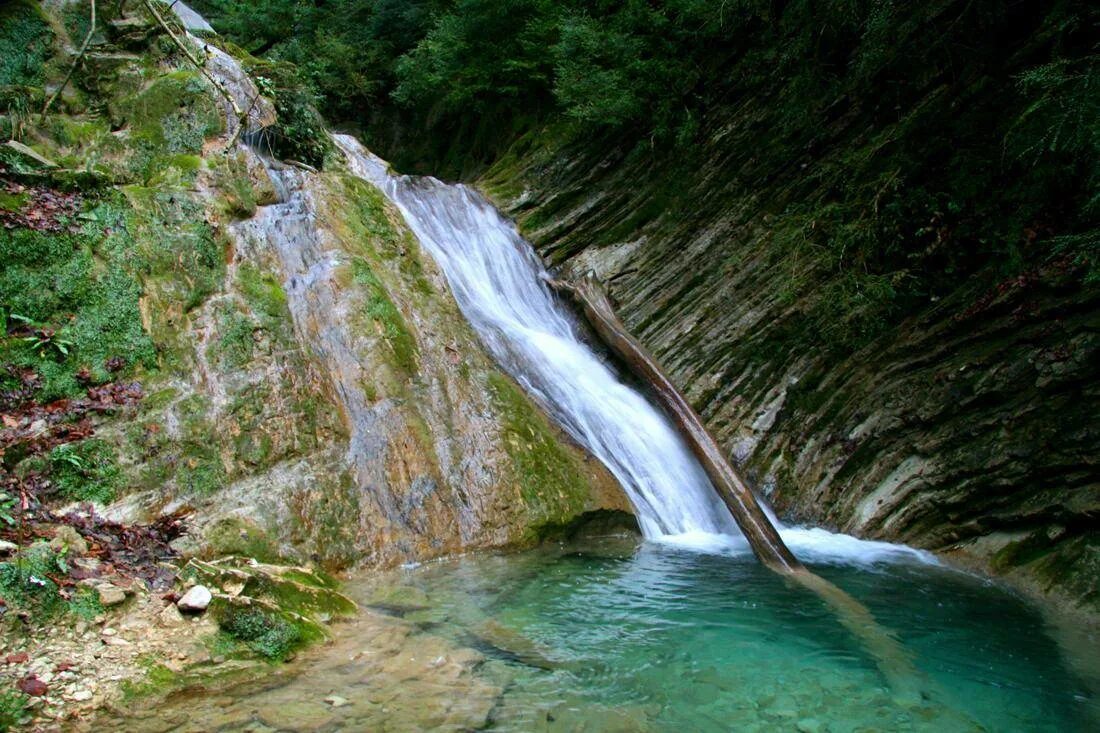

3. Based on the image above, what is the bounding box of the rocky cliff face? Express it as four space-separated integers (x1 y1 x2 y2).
1 1 625 574
480 132 1099 614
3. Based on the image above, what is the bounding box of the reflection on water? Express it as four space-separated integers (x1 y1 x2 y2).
121 537 1097 732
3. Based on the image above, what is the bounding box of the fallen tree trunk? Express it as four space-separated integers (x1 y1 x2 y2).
549 272 924 701
547 273 801 570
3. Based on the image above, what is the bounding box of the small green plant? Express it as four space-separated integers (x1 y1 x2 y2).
49 439 122 504
0 542 65 618
0 686 30 732
67 585 104 620
0 490 16 526
220 608 302 661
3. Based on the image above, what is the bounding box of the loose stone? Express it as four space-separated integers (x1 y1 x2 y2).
177 585 213 613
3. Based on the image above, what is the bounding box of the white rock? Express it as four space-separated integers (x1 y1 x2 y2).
177 585 212 613
0 540 18 554
324 695 350 708
71 690 93 702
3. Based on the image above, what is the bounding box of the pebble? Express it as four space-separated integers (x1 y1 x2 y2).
324 695 351 708
177 585 213 613
71 690 93 702
0 539 18 554
797 718 822 733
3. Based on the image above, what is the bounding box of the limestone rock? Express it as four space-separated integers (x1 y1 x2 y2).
50 526 88 556
158 604 186 628
1 140 57 170
97 584 127 608
177 585 213 613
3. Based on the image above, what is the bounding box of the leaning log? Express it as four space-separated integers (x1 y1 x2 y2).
549 272 925 702
547 273 801 570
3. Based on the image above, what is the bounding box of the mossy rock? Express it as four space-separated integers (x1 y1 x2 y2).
201 518 284 564
486 371 592 534
182 558 357 620
111 70 224 182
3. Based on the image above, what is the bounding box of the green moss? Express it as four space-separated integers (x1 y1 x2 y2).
211 152 259 218
212 302 257 368
0 0 53 88
236 262 288 324
119 658 181 702
124 185 225 361
343 176 433 296
148 394 227 496
0 190 28 211
486 371 589 534
0 198 156 400
219 607 302 661
113 71 224 183
288 470 363 571
49 439 122 504
68 585 105 620
203 517 283 563
351 258 418 375
0 685 29 730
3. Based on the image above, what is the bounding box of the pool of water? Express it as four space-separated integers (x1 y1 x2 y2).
119 535 1098 732
362 536 1095 732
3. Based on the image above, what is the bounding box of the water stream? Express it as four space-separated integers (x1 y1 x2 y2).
333 135 930 567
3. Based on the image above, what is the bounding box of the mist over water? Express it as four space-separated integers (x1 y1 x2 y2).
335 134 932 567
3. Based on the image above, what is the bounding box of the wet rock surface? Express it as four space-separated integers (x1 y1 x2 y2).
481 139 1100 615
98 608 501 733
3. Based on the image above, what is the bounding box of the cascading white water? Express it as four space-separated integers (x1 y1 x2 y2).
335 135 933 565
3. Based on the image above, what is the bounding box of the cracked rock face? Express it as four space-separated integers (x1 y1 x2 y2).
480 136 1100 615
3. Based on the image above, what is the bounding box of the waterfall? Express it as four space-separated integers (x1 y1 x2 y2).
334 135 933 566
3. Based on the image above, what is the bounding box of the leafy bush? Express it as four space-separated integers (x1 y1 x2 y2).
246 61 333 168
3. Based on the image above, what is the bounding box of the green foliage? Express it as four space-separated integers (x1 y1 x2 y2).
0 542 66 619
49 439 122 504
220 607 302 660
0 1 53 88
0 489 15 525
0 686 30 732
245 60 333 168
0 199 156 401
